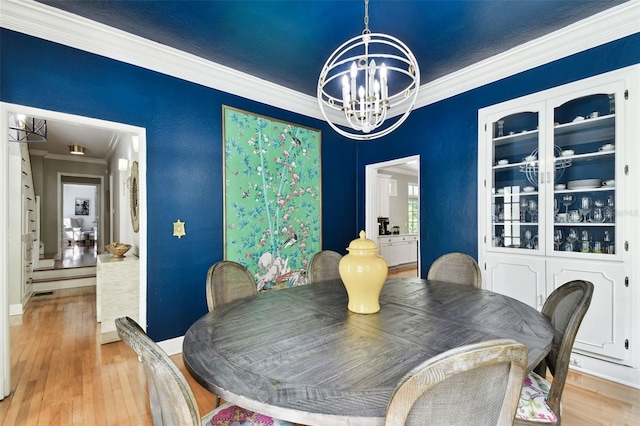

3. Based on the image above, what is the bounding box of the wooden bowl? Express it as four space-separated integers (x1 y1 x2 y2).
105 243 132 258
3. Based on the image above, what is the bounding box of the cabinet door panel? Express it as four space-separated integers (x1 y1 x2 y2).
546 259 629 363
379 244 397 267
485 255 546 309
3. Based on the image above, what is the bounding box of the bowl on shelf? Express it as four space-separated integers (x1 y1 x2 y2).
497 159 509 165
602 179 615 187
523 186 535 193
567 179 601 190
106 242 132 258
599 144 615 152
554 184 566 190
560 150 574 157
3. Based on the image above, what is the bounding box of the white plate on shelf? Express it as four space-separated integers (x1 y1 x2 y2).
573 116 585 122
602 179 615 187
567 179 601 189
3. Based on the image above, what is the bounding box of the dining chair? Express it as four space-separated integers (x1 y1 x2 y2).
385 339 528 426
307 250 343 283
426 252 483 288
515 279 594 425
115 317 292 426
205 260 257 312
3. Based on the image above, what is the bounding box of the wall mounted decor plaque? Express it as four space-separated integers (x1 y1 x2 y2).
223 106 322 291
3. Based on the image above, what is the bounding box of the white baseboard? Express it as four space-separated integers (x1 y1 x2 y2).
158 335 184 356
571 352 640 389
9 304 23 316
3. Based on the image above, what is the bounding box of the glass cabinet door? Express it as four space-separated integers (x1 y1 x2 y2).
549 87 620 258
488 107 545 254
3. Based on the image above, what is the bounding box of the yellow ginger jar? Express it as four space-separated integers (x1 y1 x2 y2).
339 230 388 314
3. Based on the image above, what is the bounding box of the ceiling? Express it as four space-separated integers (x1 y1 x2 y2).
20 0 629 161
17 116 120 161
36 0 627 97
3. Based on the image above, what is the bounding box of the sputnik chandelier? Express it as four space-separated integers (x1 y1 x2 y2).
317 0 420 140
9 113 47 143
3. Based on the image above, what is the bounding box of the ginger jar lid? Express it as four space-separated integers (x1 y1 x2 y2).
346 230 378 252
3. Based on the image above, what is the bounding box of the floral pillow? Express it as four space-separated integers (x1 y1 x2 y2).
205 402 293 426
516 371 558 423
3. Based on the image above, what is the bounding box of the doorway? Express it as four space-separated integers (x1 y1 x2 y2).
0 102 147 399
59 180 102 269
365 155 421 276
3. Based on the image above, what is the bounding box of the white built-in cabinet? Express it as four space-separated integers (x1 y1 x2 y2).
379 235 419 267
377 173 391 218
478 66 639 381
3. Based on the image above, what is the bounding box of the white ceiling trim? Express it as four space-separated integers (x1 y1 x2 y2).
416 1 640 108
1 0 638 122
29 150 107 164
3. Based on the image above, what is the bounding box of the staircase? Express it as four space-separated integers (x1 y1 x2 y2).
32 265 96 293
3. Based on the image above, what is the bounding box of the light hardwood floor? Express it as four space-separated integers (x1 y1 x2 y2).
1 285 638 425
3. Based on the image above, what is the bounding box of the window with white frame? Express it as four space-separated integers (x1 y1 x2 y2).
408 182 419 233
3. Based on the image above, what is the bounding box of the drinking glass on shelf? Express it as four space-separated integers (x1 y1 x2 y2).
592 199 605 223
579 196 593 222
605 195 615 222
520 198 528 222
608 93 615 114
565 228 578 251
497 120 504 137
554 229 563 250
527 199 538 223
554 198 560 215
562 194 575 213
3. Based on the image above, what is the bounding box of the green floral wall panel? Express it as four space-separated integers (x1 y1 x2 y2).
223 106 322 291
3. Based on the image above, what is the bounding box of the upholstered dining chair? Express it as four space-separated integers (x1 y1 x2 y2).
385 339 528 426
307 250 343 283
115 317 292 426
515 280 594 425
426 252 483 288
205 260 257 312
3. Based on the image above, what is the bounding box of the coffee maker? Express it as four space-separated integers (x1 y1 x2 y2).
377 217 390 235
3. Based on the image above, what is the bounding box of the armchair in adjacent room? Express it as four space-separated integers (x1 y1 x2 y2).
63 217 88 245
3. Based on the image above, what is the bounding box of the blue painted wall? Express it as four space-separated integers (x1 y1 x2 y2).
0 29 357 340
356 33 640 277
2 28 639 340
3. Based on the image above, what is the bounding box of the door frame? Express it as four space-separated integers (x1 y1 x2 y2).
59 178 104 257
0 102 147 399
365 155 421 271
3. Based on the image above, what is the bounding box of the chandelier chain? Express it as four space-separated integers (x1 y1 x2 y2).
362 0 371 35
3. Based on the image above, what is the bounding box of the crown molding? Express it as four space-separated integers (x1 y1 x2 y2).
1 0 638 121
0 0 321 119
416 1 640 108
29 149 106 164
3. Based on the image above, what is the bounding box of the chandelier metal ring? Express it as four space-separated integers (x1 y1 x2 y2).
317 31 420 140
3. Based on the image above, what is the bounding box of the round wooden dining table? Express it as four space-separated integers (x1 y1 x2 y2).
183 278 554 426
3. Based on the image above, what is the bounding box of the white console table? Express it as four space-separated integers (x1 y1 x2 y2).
97 254 139 344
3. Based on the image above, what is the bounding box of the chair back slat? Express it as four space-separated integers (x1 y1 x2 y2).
386 339 528 426
206 261 257 311
427 252 482 288
116 317 201 426
308 250 343 283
